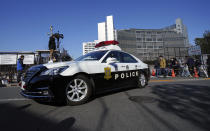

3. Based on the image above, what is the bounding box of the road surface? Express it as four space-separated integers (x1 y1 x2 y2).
0 79 210 131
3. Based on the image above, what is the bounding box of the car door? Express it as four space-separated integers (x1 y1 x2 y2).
98 51 139 90
117 52 139 87
93 50 124 91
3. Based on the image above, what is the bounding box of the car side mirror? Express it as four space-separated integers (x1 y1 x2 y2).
106 57 118 64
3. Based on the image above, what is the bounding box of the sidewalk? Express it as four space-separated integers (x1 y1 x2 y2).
0 83 19 88
150 76 210 82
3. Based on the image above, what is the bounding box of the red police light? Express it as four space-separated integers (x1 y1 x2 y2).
95 40 119 48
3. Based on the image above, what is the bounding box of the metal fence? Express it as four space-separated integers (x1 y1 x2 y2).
0 64 34 84
163 47 189 60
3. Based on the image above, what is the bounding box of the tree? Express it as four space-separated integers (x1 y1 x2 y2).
195 30 210 54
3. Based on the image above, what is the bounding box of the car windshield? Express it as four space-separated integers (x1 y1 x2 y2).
75 50 108 61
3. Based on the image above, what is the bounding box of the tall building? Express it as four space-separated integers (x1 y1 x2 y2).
117 18 190 60
98 22 106 42
98 15 116 42
83 15 116 55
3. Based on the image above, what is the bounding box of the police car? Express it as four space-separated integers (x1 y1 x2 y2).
20 41 150 105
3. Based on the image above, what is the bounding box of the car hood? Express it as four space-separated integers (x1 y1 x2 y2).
43 61 76 69
43 60 98 69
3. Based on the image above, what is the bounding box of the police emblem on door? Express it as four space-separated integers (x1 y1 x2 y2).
104 67 112 80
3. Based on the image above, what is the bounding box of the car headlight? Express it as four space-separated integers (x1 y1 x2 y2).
40 66 69 76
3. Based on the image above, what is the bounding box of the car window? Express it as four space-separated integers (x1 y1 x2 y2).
120 52 138 63
102 51 121 63
75 50 108 61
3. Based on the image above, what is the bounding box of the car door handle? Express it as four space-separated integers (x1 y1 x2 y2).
121 65 129 69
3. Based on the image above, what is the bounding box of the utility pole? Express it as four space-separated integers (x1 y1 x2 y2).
49 25 53 36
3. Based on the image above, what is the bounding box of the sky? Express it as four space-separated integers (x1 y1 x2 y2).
0 0 210 58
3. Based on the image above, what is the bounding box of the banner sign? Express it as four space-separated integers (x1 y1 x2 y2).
188 45 201 56
0 54 35 65
18 54 35 64
0 54 17 65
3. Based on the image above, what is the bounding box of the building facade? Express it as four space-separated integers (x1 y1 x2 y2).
82 41 98 55
117 18 190 61
83 17 190 59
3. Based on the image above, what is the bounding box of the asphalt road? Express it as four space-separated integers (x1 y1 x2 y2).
0 79 210 131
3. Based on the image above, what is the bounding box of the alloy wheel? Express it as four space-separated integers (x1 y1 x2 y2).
66 79 88 102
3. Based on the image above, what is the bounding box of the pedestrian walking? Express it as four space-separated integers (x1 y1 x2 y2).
17 55 25 83
181 64 191 77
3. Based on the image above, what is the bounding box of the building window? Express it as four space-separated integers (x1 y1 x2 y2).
146 38 152 41
136 38 142 41
137 45 142 48
147 46 153 48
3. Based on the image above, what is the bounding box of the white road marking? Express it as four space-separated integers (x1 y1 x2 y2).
0 98 30 102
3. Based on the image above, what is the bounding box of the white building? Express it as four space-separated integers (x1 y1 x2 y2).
82 40 98 55
98 22 106 42
83 15 116 55
98 15 115 42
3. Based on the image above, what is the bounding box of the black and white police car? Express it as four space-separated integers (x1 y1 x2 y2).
20 41 150 105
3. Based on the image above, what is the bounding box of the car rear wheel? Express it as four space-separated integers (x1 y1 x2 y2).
137 73 147 88
65 75 92 105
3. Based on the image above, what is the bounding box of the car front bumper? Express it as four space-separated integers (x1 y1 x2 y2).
20 74 70 101
20 86 54 100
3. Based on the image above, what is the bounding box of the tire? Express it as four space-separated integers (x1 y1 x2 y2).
137 72 147 88
65 75 92 106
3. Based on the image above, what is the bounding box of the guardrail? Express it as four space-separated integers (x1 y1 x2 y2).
0 64 33 87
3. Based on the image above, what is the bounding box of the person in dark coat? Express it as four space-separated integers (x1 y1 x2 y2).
48 35 56 61
17 55 25 83
186 56 195 75
195 58 201 76
154 57 160 77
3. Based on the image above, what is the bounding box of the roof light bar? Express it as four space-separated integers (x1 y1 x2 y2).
95 40 119 48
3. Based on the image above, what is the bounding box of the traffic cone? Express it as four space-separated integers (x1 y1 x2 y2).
172 69 176 77
194 68 199 78
152 69 155 76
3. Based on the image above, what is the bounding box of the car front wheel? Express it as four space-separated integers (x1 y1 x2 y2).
65 75 92 105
